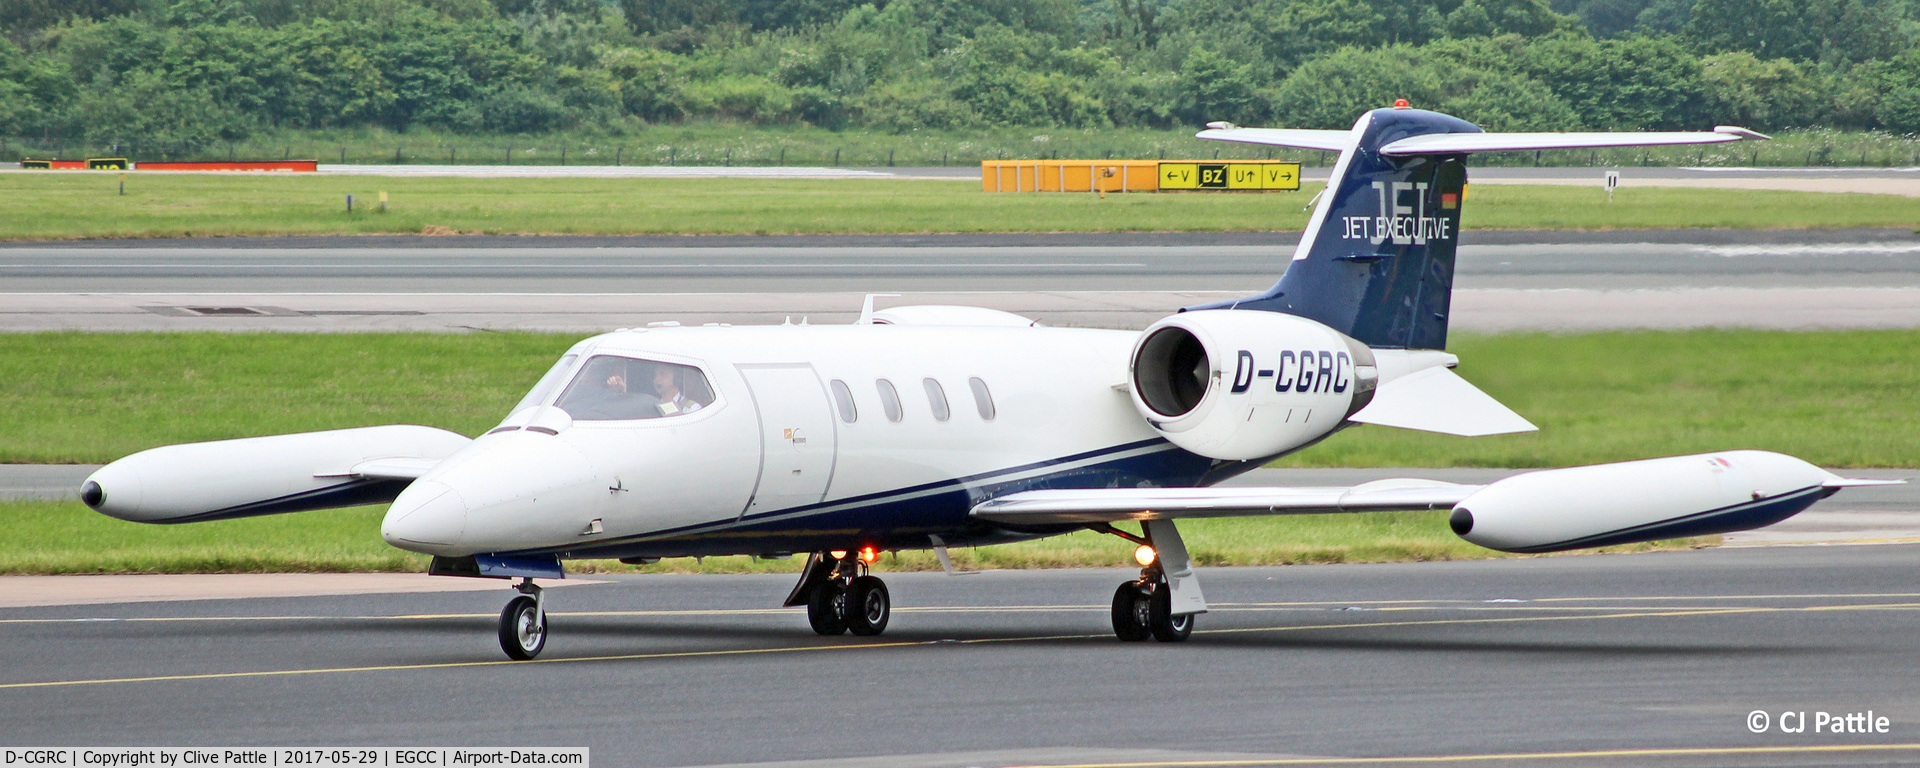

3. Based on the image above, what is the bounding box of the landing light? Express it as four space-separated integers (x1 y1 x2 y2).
1134 545 1157 567
860 547 879 564
830 550 848 560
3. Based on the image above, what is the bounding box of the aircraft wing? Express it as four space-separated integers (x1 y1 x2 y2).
1192 127 1352 152
970 479 1479 525
1377 126 1768 156
321 457 445 481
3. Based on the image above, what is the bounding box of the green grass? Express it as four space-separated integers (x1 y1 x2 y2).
0 332 573 464
1277 330 1920 469
0 499 1705 575
0 175 1912 240
3 330 1914 468
0 501 423 574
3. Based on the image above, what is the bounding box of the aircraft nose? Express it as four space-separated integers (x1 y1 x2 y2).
382 481 469 554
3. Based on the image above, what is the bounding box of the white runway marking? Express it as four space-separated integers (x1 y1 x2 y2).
1695 243 1920 257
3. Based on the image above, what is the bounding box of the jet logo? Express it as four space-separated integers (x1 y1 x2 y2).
1341 181 1451 245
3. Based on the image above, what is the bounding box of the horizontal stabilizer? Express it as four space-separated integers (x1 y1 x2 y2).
1349 367 1536 437
1378 126 1767 156
1193 125 1351 152
971 479 1478 525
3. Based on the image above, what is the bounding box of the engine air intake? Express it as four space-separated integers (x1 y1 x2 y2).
1134 326 1209 418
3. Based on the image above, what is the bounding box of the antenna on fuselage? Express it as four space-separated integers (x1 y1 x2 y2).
858 294 901 325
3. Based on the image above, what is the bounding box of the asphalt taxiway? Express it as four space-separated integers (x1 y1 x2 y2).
4 545 1920 767
3 228 1917 331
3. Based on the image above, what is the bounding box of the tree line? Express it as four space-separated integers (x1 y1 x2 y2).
2 0 1917 151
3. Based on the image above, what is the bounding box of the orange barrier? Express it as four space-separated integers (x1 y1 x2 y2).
135 160 318 172
982 160 1158 192
982 159 1302 192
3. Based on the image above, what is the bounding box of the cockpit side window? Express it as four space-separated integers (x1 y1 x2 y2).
511 354 578 414
554 355 715 421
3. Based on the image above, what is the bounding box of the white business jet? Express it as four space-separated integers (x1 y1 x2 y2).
81 103 1894 660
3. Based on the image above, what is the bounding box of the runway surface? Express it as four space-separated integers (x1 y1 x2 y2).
4 545 1920 766
3 229 1917 331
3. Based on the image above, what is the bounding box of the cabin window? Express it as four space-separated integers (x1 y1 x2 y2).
876 379 903 423
969 377 996 420
830 379 857 423
554 355 714 421
511 354 577 413
923 378 950 422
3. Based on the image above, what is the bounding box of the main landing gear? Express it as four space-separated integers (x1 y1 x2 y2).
787 550 890 636
1111 575 1192 642
499 577 547 660
1096 520 1204 642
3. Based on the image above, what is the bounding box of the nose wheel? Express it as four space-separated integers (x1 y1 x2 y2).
800 554 890 636
499 579 547 660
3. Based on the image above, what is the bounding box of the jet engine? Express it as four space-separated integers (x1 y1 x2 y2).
1127 310 1377 460
82 425 471 523
1450 450 1846 553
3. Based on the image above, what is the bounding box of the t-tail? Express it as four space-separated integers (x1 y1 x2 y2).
1188 103 1770 350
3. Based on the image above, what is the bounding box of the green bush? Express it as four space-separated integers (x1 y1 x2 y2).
2 0 1919 142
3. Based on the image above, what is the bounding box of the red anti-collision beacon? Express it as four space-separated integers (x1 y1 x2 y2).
1393 99 1411 109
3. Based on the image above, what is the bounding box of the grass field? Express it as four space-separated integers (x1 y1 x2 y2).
4 330 1914 468
0 499 1706 575
0 175 1913 240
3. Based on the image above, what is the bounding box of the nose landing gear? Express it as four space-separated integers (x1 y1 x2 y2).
499 578 547 660
789 552 891 637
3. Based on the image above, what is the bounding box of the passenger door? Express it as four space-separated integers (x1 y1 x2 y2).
736 364 839 517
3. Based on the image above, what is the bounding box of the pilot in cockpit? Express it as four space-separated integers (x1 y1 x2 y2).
555 355 713 421
562 356 660 420
650 364 703 416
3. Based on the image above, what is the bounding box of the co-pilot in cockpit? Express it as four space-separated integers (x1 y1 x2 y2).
551 355 715 421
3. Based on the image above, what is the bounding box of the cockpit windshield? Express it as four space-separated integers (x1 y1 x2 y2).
510 354 578 415
553 355 716 421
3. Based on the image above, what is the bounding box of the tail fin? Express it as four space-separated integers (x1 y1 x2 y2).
1189 107 1768 350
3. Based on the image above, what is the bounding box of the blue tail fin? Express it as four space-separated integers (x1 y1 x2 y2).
1190 108 1481 350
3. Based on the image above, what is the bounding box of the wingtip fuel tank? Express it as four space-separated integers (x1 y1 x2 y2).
1451 450 1846 553
82 425 471 524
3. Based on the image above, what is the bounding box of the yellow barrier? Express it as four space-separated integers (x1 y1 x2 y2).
981 160 1300 192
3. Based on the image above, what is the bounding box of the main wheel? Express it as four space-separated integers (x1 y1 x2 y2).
498 595 546 660
1148 584 1194 642
846 576 891 636
806 581 849 635
1111 582 1151 642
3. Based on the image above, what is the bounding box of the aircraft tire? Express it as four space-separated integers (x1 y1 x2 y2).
1148 585 1193 642
806 581 849 636
498 595 546 660
846 576 890 636
1111 582 1151 642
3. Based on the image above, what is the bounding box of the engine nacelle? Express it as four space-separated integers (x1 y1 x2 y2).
82 425 471 524
1450 450 1840 553
1128 310 1377 460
